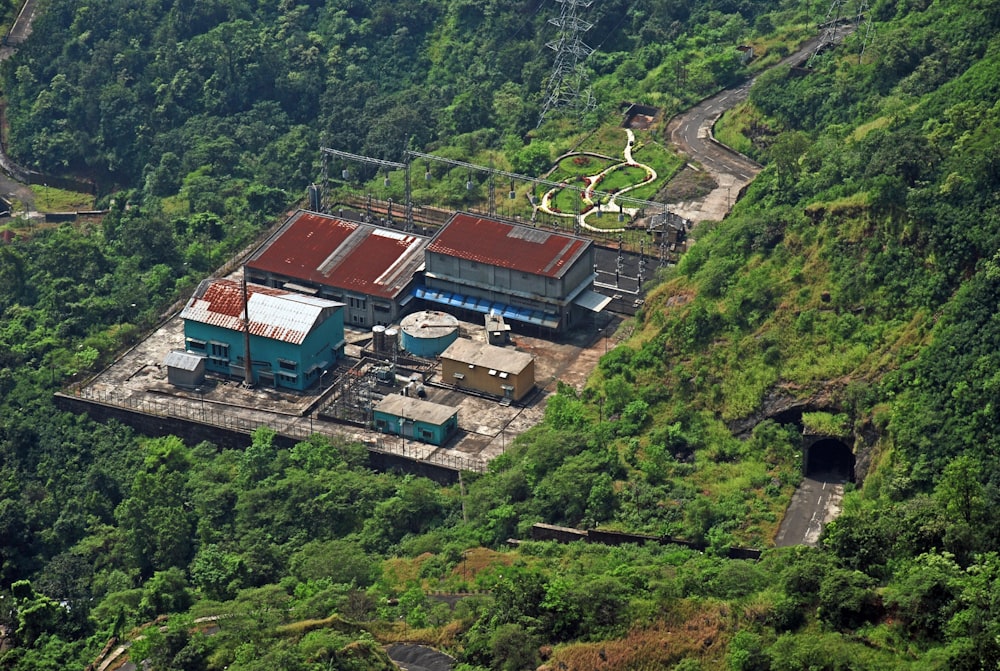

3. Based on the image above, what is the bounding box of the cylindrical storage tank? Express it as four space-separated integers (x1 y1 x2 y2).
384 328 399 356
372 325 386 353
307 183 321 211
400 310 460 358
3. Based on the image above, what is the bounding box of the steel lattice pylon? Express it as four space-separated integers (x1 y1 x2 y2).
809 0 876 67
537 0 597 128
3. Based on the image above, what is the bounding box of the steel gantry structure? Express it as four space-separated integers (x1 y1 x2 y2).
320 146 688 235
321 147 414 230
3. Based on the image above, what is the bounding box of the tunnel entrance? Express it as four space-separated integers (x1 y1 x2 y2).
805 438 855 482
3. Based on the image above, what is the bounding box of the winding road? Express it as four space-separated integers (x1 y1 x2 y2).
0 0 43 213
537 32 846 229
666 31 845 223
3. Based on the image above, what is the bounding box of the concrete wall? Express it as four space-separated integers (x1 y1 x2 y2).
531 523 763 560
54 393 461 485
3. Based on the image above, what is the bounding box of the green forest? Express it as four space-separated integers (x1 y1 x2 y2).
3 0 1000 669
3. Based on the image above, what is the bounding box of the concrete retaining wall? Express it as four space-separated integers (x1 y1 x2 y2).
532 523 763 560
54 393 461 485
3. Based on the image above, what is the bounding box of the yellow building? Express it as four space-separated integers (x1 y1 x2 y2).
440 338 535 402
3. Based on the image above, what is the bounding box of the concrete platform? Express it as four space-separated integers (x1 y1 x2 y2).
67 296 620 474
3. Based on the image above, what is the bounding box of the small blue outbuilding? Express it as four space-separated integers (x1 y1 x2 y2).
373 394 459 447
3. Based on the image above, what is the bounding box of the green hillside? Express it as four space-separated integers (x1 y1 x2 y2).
2 0 1000 669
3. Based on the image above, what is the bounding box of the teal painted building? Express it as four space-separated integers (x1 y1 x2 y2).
180 278 345 391
373 394 459 447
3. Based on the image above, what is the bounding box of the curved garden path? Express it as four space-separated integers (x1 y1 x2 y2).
538 128 657 233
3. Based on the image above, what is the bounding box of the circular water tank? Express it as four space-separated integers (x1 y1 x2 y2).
400 310 460 357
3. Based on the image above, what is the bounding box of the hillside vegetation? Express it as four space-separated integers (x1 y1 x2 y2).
2 0 1000 670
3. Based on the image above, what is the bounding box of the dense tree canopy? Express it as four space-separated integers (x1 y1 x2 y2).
4 0 1000 669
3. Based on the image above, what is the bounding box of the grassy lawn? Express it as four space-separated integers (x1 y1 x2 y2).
576 125 633 157
628 142 685 201
713 102 755 156
550 177 589 213
595 164 650 194
586 210 631 229
32 184 96 211
551 154 617 181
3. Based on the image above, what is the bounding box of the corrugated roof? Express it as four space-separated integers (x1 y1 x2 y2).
427 213 590 279
180 278 342 345
246 210 428 299
163 350 204 371
375 394 458 425
440 338 534 374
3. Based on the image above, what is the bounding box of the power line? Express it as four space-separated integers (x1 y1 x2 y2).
319 146 688 230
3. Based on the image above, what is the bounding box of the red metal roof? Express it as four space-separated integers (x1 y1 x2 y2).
427 213 590 279
246 210 427 299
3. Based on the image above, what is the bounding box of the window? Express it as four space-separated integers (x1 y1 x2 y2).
277 372 297 384
209 341 229 360
419 429 434 441
186 338 206 351
351 314 366 325
374 302 391 313
488 369 498 376
349 296 367 310
278 358 297 371
375 419 388 431
499 371 509 379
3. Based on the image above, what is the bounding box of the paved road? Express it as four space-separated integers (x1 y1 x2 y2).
387 644 455 671
661 29 859 545
663 32 842 223
0 0 42 213
773 474 846 547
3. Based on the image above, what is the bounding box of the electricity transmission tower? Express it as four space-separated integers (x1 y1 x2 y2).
537 0 597 128
808 0 848 66
855 0 875 63
809 0 875 66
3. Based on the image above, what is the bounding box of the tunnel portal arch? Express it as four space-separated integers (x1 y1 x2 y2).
804 437 855 482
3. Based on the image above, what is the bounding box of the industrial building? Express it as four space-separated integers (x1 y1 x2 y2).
180 278 345 391
245 209 429 328
373 394 459 446
419 212 610 332
440 338 535 402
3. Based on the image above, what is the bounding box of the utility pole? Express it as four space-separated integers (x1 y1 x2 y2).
241 268 254 388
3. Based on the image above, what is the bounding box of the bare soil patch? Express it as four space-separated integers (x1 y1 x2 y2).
658 166 718 203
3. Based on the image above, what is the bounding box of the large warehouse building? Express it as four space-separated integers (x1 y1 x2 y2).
245 210 428 328
419 213 609 332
